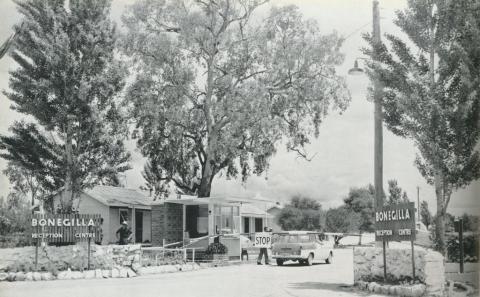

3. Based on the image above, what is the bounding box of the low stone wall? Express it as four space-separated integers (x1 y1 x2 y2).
0 244 142 273
354 247 445 296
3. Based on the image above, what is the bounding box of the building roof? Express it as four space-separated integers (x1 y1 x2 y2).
241 204 272 218
85 185 152 209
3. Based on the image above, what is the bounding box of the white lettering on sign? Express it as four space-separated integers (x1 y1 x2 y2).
74 233 96 238
32 233 63 239
32 218 95 227
375 209 411 222
375 230 393 236
398 229 412 236
254 232 272 248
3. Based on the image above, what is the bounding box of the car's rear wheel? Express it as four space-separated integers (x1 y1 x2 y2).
306 253 313 266
325 252 333 264
276 259 284 266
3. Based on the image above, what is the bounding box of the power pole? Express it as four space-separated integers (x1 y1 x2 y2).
417 186 420 221
373 0 384 209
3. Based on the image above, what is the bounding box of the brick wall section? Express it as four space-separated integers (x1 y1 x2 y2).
151 204 164 246
151 203 183 246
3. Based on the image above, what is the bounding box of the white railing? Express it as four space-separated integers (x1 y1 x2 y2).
140 246 198 266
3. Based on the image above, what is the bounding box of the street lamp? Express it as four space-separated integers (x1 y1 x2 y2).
348 60 364 75
348 0 384 209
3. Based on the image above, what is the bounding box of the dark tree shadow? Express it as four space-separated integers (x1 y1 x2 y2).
278 261 327 267
288 282 370 296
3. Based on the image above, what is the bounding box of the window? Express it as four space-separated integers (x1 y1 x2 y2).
213 205 240 235
119 209 129 224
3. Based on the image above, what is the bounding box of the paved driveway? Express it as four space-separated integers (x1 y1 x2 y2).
0 248 382 297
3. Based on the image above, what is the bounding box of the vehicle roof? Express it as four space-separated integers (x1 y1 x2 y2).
274 231 321 235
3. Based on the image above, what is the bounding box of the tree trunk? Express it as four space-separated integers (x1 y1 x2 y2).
434 170 446 255
198 159 214 197
62 115 74 212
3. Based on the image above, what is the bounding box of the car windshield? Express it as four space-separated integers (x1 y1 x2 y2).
277 234 311 243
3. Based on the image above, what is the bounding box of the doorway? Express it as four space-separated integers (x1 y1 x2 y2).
243 217 250 234
255 218 263 232
135 210 143 243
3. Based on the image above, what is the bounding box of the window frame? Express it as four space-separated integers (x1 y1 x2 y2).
119 209 129 225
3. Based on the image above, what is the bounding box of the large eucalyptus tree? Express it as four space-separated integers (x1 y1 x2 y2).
122 0 350 197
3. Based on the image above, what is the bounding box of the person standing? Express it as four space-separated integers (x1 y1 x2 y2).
116 221 132 245
257 226 271 265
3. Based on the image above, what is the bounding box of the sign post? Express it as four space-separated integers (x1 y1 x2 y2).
375 202 416 281
454 218 464 273
87 225 92 270
35 238 39 271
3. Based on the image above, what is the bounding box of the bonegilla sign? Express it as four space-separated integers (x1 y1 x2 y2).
31 214 102 242
375 202 416 241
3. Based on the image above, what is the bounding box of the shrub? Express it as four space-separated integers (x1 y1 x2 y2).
446 233 479 263
205 242 228 255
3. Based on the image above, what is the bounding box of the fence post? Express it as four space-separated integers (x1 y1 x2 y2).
184 248 187 262
192 248 195 263
162 239 165 260
139 247 142 267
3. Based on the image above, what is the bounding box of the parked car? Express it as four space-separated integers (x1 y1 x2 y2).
271 231 334 266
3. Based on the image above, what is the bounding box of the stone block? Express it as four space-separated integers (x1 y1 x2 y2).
84 270 95 279
411 284 426 297
15 272 26 281
25 272 33 281
102 269 111 278
41 272 53 281
71 271 84 279
57 270 72 280
32 272 42 281
368 282 377 292
7 272 16 281
380 285 389 295
0 272 8 281
119 268 128 278
94 269 102 279
111 268 120 278
389 285 398 295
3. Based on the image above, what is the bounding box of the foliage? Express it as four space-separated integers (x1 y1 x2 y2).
386 180 409 205
0 233 31 248
420 200 433 229
0 194 32 236
363 0 480 254
140 159 189 200
343 185 375 232
122 0 350 197
461 213 479 232
205 242 228 255
277 196 325 231
1 0 131 212
446 233 479 263
325 206 361 233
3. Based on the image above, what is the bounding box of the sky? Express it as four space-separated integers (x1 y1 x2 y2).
0 0 478 216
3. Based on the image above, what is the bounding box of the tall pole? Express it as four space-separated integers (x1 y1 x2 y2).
417 186 420 221
373 0 384 209
372 0 386 282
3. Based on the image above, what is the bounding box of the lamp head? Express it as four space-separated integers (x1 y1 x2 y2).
348 60 365 76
